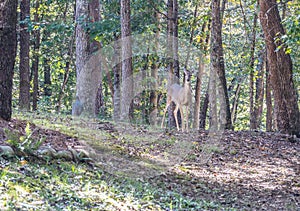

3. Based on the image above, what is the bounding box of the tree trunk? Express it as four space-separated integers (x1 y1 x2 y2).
259 0 300 136
252 49 265 129
32 0 40 111
172 0 179 77
210 0 233 130
149 6 160 126
249 12 258 130
120 0 133 121
199 89 209 129
19 0 31 110
265 57 272 132
75 0 102 117
231 81 241 124
193 18 211 130
113 35 121 121
43 30 52 97
166 0 176 128
194 59 204 129
89 0 103 116
0 0 18 120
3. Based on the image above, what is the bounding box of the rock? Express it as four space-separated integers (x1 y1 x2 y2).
0 145 15 158
55 150 74 161
76 148 90 159
37 146 56 159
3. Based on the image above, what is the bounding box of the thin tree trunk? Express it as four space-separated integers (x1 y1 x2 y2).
210 0 232 130
252 49 265 129
42 30 51 97
88 0 102 116
259 0 300 136
249 12 258 130
265 56 272 131
149 5 161 126
231 82 241 124
166 0 176 128
56 32 74 112
113 35 121 121
32 0 40 111
19 0 31 110
120 0 133 121
193 18 211 129
0 0 18 120
193 59 204 129
172 0 179 77
199 88 209 129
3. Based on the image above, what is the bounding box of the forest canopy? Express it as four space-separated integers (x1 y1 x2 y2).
0 0 299 135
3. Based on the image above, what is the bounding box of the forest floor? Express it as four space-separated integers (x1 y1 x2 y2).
0 113 299 210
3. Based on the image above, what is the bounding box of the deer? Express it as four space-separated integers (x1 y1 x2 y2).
161 69 192 132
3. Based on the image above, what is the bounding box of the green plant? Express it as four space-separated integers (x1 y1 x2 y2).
5 122 45 153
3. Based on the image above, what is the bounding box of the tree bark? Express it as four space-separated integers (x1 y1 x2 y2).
210 0 233 130
0 0 18 120
32 0 40 111
193 18 211 130
75 0 102 117
265 57 272 132
149 5 161 126
120 0 133 121
252 49 265 129
19 0 31 110
199 89 209 129
259 0 300 136
249 11 258 130
42 30 52 97
166 0 176 128
172 0 179 77
113 35 121 121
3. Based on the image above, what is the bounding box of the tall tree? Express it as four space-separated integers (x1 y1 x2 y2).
113 35 121 121
259 0 300 136
19 0 31 110
149 4 161 126
249 11 258 130
166 0 176 128
265 57 272 132
210 0 233 130
42 30 52 97
120 0 133 121
32 0 40 111
75 0 102 117
0 0 18 120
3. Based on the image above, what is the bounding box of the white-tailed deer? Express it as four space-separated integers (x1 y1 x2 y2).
161 69 192 131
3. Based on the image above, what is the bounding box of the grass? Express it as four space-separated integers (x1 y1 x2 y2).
0 112 224 210
0 158 220 210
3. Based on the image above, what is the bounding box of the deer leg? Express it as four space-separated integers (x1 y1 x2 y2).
179 106 184 131
185 105 189 132
174 104 180 131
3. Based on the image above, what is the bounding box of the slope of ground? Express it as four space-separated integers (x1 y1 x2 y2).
0 114 299 210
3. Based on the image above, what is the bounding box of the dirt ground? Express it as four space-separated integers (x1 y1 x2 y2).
0 118 299 210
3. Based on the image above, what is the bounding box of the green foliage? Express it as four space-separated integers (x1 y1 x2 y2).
5 123 44 153
11 0 299 129
0 160 221 210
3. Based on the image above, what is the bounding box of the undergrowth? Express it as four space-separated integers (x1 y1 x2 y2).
0 158 221 210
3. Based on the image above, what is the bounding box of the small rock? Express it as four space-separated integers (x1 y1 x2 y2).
55 150 73 161
0 145 15 158
76 148 90 159
37 146 56 158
